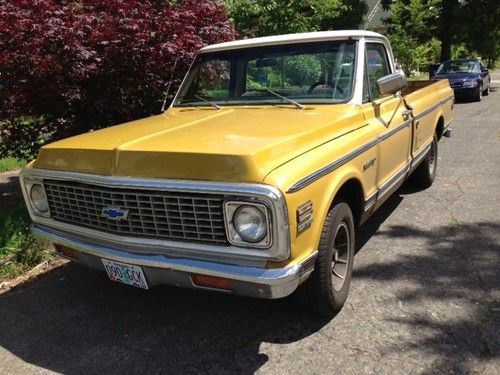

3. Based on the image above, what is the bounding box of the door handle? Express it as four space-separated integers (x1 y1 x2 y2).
402 108 413 117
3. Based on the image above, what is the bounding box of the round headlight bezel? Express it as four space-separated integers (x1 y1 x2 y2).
29 183 50 214
224 201 272 248
233 205 267 243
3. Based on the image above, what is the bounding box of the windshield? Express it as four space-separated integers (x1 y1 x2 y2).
437 60 479 74
174 41 357 107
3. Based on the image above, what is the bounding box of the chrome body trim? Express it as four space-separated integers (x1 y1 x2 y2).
288 95 452 194
410 140 432 171
377 119 412 142
378 161 411 200
287 138 378 193
363 140 433 212
364 191 377 212
442 121 452 138
33 224 317 299
287 119 411 193
414 95 454 120
20 169 291 263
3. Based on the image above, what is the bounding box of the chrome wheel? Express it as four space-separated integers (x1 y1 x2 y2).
331 221 350 291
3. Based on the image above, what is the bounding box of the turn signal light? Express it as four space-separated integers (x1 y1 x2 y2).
191 274 232 290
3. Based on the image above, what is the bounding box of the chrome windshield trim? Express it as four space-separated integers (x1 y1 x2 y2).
20 168 291 262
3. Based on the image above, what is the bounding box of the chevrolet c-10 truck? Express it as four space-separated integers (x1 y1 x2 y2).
21 31 453 317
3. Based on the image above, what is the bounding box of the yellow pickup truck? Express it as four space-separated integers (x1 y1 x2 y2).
21 31 453 317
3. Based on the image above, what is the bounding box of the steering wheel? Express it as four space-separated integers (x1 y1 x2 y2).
308 81 344 96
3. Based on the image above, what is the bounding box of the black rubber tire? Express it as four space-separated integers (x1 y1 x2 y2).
410 135 438 189
474 86 482 102
295 201 355 318
483 84 490 96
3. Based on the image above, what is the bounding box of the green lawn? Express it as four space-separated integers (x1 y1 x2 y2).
407 72 430 81
0 202 51 279
0 157 26 173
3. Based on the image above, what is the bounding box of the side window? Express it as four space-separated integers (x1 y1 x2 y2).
366 43 391 100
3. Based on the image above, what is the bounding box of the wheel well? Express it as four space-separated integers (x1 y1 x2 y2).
436 116 445 141
331 179 364 227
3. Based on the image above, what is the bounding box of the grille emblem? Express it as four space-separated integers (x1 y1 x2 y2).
101 207 129 221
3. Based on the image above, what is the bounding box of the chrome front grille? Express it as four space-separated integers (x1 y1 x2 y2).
43 179 228 244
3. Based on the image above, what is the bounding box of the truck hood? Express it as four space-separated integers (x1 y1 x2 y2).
434 72 479 81
34 105 363 182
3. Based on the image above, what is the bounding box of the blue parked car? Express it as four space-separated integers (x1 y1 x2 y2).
432 59 491 102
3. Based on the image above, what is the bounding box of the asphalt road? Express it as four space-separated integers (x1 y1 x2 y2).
1 78 499 374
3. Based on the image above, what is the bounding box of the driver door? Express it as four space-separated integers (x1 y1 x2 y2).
361 43 412 206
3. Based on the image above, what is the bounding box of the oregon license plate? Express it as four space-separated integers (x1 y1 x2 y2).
102 259 149 290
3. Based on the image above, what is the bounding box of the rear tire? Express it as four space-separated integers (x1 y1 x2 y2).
410 135 438 189
296 201 355 318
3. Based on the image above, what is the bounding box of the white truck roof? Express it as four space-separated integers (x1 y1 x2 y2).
200 30 387 53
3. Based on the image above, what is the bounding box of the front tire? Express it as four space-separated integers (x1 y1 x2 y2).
483 84 490 96
474 85 482 102
296 201 355 318
410 135 438 189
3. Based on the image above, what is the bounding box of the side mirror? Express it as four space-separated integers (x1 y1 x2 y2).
376 72 408 96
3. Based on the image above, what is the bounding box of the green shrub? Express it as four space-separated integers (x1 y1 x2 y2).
0 203 50 278
0 157 26 172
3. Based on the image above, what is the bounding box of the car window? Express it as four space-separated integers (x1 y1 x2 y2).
366 43 391 100
437 60 479 74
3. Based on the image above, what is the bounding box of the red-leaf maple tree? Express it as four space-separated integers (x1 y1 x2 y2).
0 0 235 158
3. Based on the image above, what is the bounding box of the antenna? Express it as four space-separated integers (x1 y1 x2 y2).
161 56 180 112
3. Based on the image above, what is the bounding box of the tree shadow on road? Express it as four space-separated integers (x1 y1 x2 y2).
0 260 332 374
354 220 500 373
0 181 497 373
0 172 22 209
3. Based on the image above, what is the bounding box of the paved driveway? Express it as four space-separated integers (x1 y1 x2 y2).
0 82 498 374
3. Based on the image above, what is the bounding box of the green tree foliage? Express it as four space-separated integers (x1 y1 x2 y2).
461 0 500 67
384 0 441 74
223 0 367 37
383 0 500 67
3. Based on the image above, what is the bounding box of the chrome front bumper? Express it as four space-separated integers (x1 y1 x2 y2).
33 224 317 299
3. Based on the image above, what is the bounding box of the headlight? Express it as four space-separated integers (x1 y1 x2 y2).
462 80 478 88
233 205 267 243
224 202 271 248
29 183 49 213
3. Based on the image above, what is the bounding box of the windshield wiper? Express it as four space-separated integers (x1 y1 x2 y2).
194 95 222 110
253 88 304 109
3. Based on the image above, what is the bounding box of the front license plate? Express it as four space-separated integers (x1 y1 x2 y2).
102 259 149 290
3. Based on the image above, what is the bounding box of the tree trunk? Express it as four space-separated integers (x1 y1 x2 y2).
439 0 456 62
